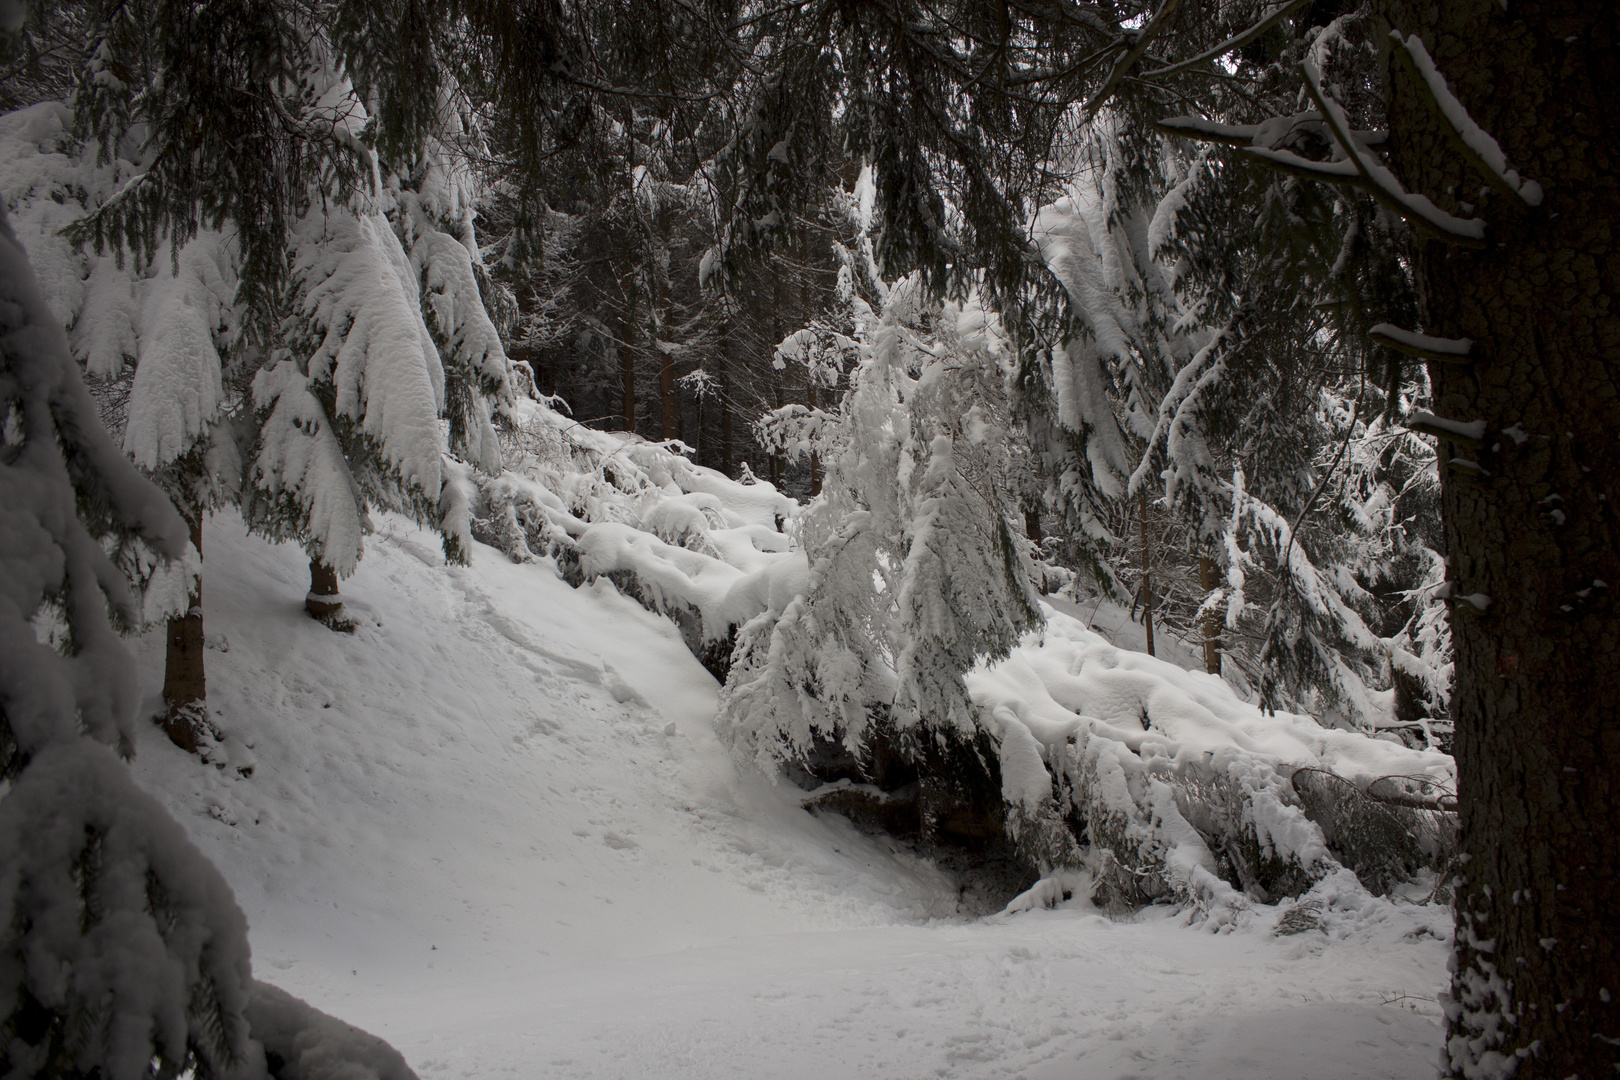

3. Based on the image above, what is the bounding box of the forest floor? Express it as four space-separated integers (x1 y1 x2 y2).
129 511 1451 1080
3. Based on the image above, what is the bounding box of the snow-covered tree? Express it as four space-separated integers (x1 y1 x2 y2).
1 100 239 751
0 199 416 1080
721 272 1060 862
50 8 519 630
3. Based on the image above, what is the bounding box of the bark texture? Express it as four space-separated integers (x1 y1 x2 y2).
660 356 677 440
158 512 208 753
305 558 352 632
1379 2 1619 1075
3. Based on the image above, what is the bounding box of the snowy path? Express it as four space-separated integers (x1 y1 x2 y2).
131 513 1448 1080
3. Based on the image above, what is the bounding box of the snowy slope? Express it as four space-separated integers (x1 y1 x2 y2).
128 511 1449 1080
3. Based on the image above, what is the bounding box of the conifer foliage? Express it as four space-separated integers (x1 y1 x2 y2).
0 199 417 1080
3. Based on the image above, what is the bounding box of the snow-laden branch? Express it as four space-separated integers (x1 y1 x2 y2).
1296 58 1486 246
1158 64 1488 247
1138 0 1312 81
1392 32 1544 207
1126 326 1227 498
1369 323 1473 363
1405 410 1487 449
1083 0 1187 119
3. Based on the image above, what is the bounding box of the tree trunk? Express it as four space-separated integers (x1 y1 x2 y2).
305 558 352 632
1139 494 1155 658
807 381 822 496
660 355 677 440
1199 554 1221 676
1380 2 1619 1074
159 511 208 753
769 379 784 488
619 315 637 435
720 336 735 476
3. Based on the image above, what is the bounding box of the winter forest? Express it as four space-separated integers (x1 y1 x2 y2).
0 0 1614 1078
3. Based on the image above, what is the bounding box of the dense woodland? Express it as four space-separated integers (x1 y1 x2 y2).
0 1 1614 1078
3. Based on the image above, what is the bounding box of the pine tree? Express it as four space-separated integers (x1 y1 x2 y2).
1 96 238 752
63 4 518 627
0 196 417 1080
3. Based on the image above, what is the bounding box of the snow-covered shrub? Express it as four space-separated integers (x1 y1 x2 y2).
470 399 802 678
1291 767 1458 897
967 608 1455 915
469 472 574 564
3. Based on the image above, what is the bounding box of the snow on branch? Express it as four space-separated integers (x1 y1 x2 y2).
1126 326 1228 498
1404 410 1487 449
1295 58 1486 246
1369 323 1474 364
1138 0 1311 81
1159 63 1487 247
1392 32 1544 207
1083 0 1187 119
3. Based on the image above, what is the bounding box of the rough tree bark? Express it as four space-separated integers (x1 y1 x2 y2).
1379 2 1619 1075
660 355 677 440
158 511 208 753
305 558 352 632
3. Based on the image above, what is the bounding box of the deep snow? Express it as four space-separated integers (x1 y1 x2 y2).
129 511 1449 1079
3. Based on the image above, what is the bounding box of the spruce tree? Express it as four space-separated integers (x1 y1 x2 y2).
0 195 418 1080
613 3 1612 1069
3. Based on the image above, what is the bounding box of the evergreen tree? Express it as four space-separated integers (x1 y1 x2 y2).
1 98 237 752
63 2 518 627
0 197 415 1080
602 2 1612 1068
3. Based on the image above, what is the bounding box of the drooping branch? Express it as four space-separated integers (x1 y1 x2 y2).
1156 64 1488 248
1082 0 1186 119
1138 0 1311 82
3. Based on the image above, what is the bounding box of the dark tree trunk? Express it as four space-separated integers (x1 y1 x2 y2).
1380 2 1619 1074
660 356 677 440
1198 554 1221 676
619 315 637 435
159 511 208 753
720 337 735 476
807 381 822 495
305 558 352 632
1139 494 1155 658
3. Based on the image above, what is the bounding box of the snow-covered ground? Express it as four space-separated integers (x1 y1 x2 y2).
129 511 1449 1080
